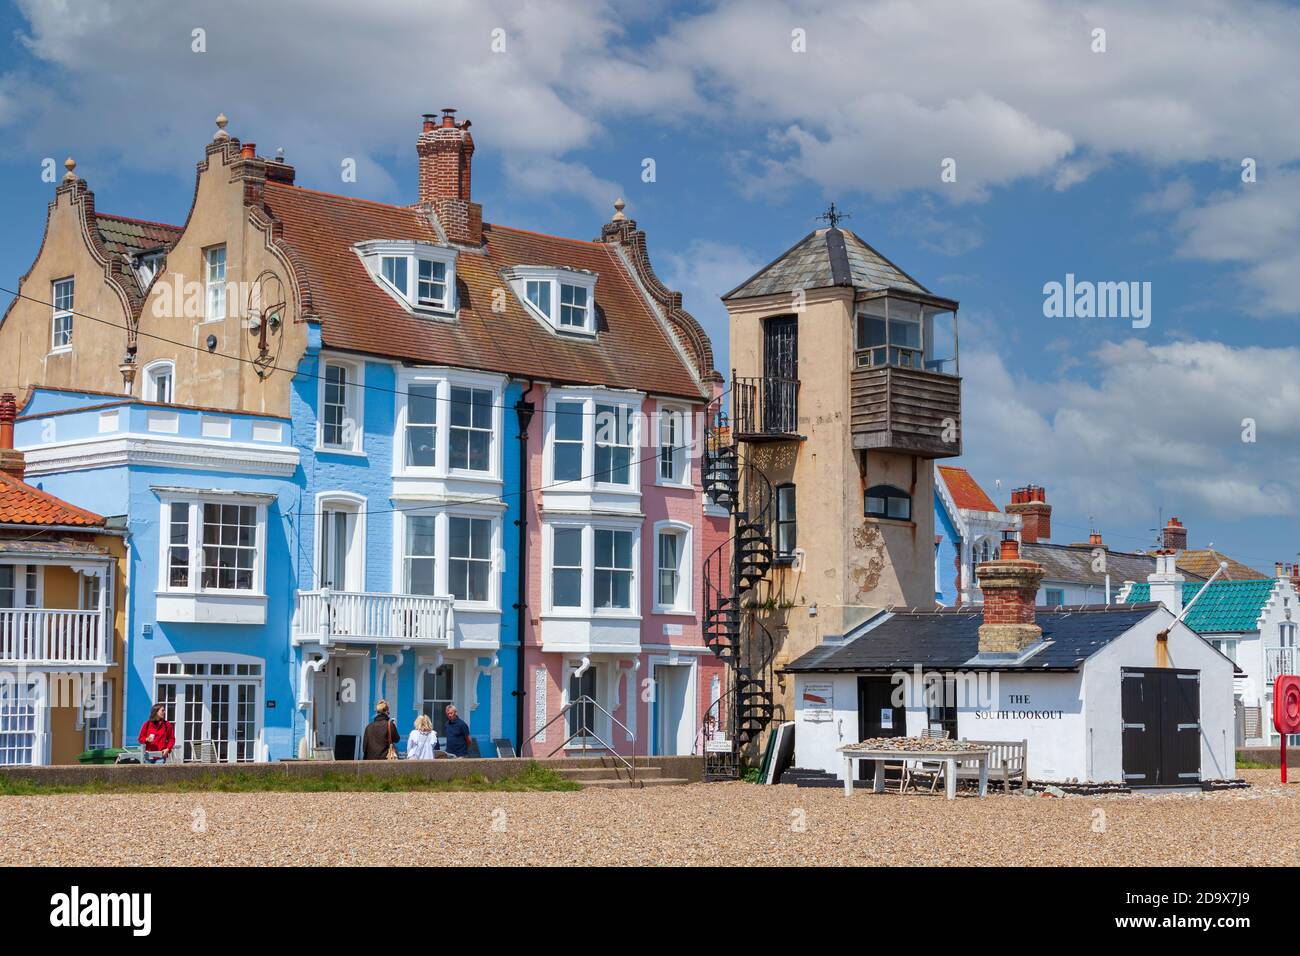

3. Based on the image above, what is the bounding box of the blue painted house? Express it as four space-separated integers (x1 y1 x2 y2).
16 388 302 761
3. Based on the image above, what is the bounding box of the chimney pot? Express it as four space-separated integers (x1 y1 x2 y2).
999 537 1020 561
1006 484 1051 544
1161 515 1188 551
0 393 25 481
241 142 256 160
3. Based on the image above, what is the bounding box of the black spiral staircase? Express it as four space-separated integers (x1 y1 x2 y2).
701 402 780 780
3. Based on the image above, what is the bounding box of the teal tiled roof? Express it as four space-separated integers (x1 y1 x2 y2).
1122 579 1277 634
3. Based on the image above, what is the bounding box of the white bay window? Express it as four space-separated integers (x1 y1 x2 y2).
543 390 642 503
397 372 503 480
156 491 272 624
397 509 501 610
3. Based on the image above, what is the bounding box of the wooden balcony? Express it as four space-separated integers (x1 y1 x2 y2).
851 364 962 458
0 608 108 666
292 590 455 647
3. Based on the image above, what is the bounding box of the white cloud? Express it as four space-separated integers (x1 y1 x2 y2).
958 337 1300 530
1171 167 1300 315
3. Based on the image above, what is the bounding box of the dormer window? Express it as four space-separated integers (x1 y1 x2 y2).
357 241 458 316
512 267 597 336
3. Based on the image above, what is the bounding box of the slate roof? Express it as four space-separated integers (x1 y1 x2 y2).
722 227 935 301
1122 579 1277 634
784 604 1163 673
1177 549 1267 581
260 183 707 400
0 472 105 527
1021 542 1205 590
937 465 999 513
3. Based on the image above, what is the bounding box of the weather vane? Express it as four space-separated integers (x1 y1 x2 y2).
817 201 849 229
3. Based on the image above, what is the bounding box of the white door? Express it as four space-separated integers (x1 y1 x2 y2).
314 656 369 759
319 507 360 591
654 664 693 756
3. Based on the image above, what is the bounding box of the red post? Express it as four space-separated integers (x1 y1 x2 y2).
1283 736 1288 785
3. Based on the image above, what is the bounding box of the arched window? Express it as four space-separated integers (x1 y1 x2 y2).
865 484 911 521
143 360 175 403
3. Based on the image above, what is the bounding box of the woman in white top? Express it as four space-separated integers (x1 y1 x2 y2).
406 713 441 760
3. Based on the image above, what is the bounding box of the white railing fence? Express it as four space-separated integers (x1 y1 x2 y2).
1265 646 1297 684
0 608 105 665
293 590 455 645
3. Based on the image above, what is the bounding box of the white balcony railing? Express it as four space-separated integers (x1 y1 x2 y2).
1266 646 1297 683
292 590 455 647
0 608 107 665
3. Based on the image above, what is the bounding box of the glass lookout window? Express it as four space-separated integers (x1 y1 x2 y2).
855 296 957 374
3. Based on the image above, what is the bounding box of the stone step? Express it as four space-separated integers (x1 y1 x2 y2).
575 777 691 789
558 766 664 780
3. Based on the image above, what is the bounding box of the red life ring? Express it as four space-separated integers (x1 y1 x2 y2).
1274 675 1300 735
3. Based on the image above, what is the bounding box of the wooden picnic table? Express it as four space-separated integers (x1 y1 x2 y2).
840 744 991 800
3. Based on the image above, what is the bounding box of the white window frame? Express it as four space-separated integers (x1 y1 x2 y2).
143 360 176 403
395 369 503 480
512 266 598 337
0 563 43 609
356 241 458 316
652 520 693 614
655 402 693 488
541 518 641 619
542 389 642 494
204 245 227 322
156 495 269 597
393 507 502 612
82 677 114 751
51 277 74 351
317 356 365 455
315 492 365 592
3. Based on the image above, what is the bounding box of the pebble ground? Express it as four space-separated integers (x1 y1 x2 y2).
1 770 1294 866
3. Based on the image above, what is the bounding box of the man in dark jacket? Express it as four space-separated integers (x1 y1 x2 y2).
362 701 398 760
443 704 471 756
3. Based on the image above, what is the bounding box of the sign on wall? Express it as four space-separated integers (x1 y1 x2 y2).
802 683 833 722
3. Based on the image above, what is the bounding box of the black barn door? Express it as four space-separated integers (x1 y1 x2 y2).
1121 668 1201 786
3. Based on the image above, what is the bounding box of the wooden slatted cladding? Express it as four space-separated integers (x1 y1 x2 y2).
850 365 961 458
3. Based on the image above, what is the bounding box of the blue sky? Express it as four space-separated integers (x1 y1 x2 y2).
0 0 1297 572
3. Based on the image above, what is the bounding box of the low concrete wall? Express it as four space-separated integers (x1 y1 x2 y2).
1236 746 1300 769
0 755 705 787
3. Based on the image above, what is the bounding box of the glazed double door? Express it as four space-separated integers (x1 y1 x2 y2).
156 679 259 763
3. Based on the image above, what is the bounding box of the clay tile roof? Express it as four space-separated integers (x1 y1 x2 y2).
0 472 105 527
937 465 999 513
1176 549 1268 581
261 183 706 399
95 213 182 258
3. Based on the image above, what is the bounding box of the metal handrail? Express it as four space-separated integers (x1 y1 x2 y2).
522 695 637 779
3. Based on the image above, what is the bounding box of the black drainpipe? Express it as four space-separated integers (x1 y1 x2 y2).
512 381 536 752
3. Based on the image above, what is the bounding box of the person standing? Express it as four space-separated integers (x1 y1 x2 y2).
137 703 175 764
362 700 400 760
406 713 441 760
443 704 471 757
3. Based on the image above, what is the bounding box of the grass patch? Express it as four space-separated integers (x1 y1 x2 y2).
0 760 581 796
1236 759 1275 770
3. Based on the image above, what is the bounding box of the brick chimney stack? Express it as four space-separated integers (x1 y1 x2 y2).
1007 485 1051 544
417 109 482 245
1162 516 1187 551
0 393 26 481
976 537 1046 654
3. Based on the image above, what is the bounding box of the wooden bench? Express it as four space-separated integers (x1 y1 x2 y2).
954 739 1027 791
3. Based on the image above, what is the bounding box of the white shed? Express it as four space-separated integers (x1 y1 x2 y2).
785 601 1238 786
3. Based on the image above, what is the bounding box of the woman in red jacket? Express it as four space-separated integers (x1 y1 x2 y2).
137 703 175 763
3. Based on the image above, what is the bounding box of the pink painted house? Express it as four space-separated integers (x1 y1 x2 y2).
518 217 727 759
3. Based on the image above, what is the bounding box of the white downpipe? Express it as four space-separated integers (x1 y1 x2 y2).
1105 573 1112 605
574 656 591 679
299 654 329 710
